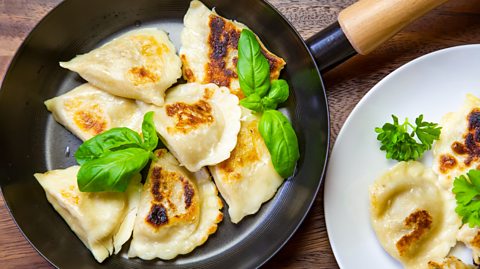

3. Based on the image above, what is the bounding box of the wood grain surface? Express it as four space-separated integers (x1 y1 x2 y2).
1 0 480 268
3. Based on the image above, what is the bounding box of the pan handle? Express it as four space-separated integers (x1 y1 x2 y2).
307 0 448 72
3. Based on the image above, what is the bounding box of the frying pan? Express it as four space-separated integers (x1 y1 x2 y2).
0 0 447 268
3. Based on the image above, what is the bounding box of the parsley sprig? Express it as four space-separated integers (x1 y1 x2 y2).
375 114 441 161
453 170 480 227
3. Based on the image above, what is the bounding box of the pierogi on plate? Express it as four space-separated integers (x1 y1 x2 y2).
456 225 480 265
60 28 182 106
369 162 461 269
427 256 476 269
432 94 480 264
433 94 480 189
369 94 480 268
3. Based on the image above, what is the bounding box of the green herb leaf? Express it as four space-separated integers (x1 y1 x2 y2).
141 111 158 151
239 79 290 112
74 128 143 165
260 79 289 110
237 29 271 97
76 112 159 192
264 79 289 109
415 114 441 151
239 93 264 112
453 170 480 228
375 114 441 161
261 97 277 111
77 147 150 192
258 110 300 178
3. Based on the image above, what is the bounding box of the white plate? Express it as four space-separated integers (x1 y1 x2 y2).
324 45 480 268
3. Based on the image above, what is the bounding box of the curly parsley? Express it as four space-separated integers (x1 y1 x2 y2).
453 169 480 227
375 114 441 161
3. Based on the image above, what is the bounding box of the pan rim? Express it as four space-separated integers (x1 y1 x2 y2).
0 0 76 267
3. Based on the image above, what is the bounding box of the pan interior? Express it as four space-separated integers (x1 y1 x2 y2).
0 0 329 268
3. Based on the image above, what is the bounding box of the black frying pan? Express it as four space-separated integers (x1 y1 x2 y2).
0 0 446 268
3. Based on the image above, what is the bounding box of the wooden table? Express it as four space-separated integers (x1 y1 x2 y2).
1 0 479 268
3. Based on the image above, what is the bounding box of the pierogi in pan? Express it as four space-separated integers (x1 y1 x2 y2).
39 0 294 263
179 0 285 98
60 28 181 106
138 82 241 172
369 162 460 269
209 108 283 223
34 166 142 263
128 149 223 260
44 83 144 141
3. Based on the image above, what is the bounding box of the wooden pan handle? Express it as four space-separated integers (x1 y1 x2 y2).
338 0 448 55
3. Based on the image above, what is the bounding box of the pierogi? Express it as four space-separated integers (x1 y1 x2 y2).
432 94 480 264
370 161 461 269
128 149 223 260
60 28 181 106
179 0 285 98
433 94 480 189
34 166 142 262
456 224 480 265
44 83 144 141
137 82 241 172
427 256 476 269
209 108 283 223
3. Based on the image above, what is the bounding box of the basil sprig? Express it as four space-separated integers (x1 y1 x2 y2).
75 111 158 192
237 29 300 178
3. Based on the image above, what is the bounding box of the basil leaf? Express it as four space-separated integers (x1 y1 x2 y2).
239 93 264 112
258 110 300 178
141 111 158 151
267 79 289 107
237 29 271 97
75 127 143 165
261 97 277 110
260 80 289 110
77 147 150 192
